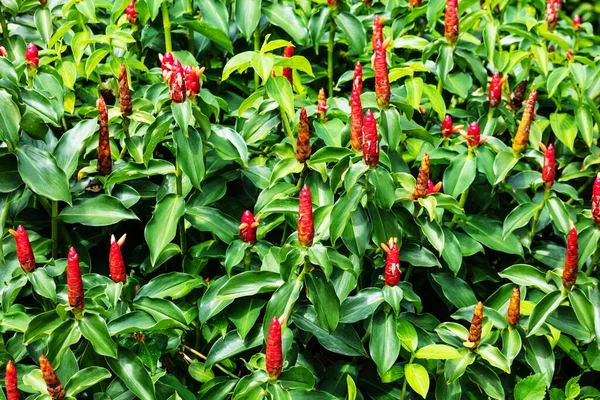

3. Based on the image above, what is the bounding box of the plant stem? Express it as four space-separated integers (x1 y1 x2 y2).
566 176 593 205
404 264 414 282
186 0 194 54
448 188 470 230
243 247 252 271
327 16 335 98
51 200 58 259
281 110 296 152
183 345 239 379
161 1 172 52
586 246 600 276
253 28 260 91
365 170 374 202
117 117 131 160
297 255 311 282
176 164 187 255
530 187 550 241
0 12 8 40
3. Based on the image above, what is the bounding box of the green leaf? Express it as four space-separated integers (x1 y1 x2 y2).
415 344 461 360
28 268 57 303
466 363 504 400
477 344 510 373
493 150 519 184
106 348 155 400
267 76 294 118
370 310 400 376
397 318 418 353
527 290 564 336
503 202 539 239
235 0 261 39
547 67 569 98
334 12 366 55
459 215 523 257
145 194 185 266
209 125 249 166
568 288 595 336
65 367 111 397
16 145 72 204
405 363 429 399
575 105 594 148
498 264 556 292
59 195 138 226
443 153 477 199
550 113 577 152
0 89 20 149
217 271 283 300
135 272 204 300
514 373 547 400
431 273 477 309
262 3 309 46
206 326 263 366
85 49 110 78
174 17 233 53
340 288 383 324
105 160 176 186
175 127 205 189
278 366 316 390
24 310 62 344
185 206 238 244
306 271 340 333
546 195 570 235
78 313 118 359
228 298 267 340
54 119 97 177
34 8 53 44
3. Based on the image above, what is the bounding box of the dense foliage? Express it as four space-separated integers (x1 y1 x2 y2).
1 0 600 398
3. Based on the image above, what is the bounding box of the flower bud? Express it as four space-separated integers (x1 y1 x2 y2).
592 173 600 225
382 238 400 286
464 301 483 349
562 223 578 290
546 0 558 30
507 286 520 327
9 225 35 272
6 360 20 400
464 121 481 148
266 317 283 379
298 185 314 247
441 114 454 139
540 143 555 188
282 45 294 86
67 247 84 311
427 180 442 194
97 96 112 176
374 38 390 108
409 0 422 7
0 46 7 57
362 110 379 167
512 89 537 155
118 64 132 116
444 0 459 43
184 65 204 97
40 355 65 400
26 43 39 68
573 15 581 32
126 0 137 24
317 88 327 121
413 153 430 200
296 108 311 163
170 60 186 103
350 85 363 151
159 52 175 82
109 234 127 283
567 49 574 62
353 61 362 95
488 72 503 108
240 210 259 245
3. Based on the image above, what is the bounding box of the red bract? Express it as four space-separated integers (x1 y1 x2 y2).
362 110 379 167
97 96 112 176
540 143 555 188
350 85 363 151
170 60 186 103
159 52 175 82
266 317 283 379
0 46 7 57
444 0 459 43
463 121 481 148
327 0 338 7
567 49 574 62
298 185 314 247
427 180 442 194
488 72 503 108
513 89 537 155
282 45 294 86
240 210 259 245
67 247 84 311
593 173 600 225
372 16 383 50
317 88 327 120
546 0 558 30
442 114 453 138
9 225 35 272
296 108 311 163
374 38 390 108
26 43 39 68
573 15 581 32
382 238 400 286
562 223 578 290
40 355 65 400
409 0 422 7
184 65 204 97
353 61 362 95
126 0 137 23
6 360 20 400
109 234 127 283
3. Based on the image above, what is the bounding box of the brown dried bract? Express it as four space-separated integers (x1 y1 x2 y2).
40 355 65 400
119 64 132 116
97 96 112 176
412 153 430 200
464 301 483 349
507 286 520 327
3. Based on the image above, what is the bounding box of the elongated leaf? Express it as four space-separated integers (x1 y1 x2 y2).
106 348 156 400
16 145 72 204
79 313 118 359
217 271 283 300
236 0 261 39
370 310 400 376
145 194 185 266
527 290 564 336
59 195 138 226
334 12 366 54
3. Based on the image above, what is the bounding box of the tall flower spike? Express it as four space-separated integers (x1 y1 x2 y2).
540 143 555 188
464 301 483 349
170 60 186 103
562 223 578 290
282 45 294 86
546 0 558 30
444 0 459 43
67 247 84 311
488 72 504 108
97 96 112 176
266 317 283 379
184 65 204 97
372 16 384 50
413 153 430 200
9 225 35 272
511 80 528 110
118 64 132 116
109 234 127 283
350 85 363 151
40 355 65 400
317 88 327 121
296 108 311 163
240 210 259 245
0 46 7 57
512 89 537 155
381 238 400 286
26 43 39 68
507 286 520 327
362 110 379 167
592 173 600 225
573 15 581 32
159 52 175 82
125 0 137 24
6 360 20 400
353 61 363 95
374 38 390 108
298 185 314 247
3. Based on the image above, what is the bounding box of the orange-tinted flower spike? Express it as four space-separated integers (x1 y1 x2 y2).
9 225 35 273
381 238 400 286
109 234 127 283
353 61 363 95
413 153 430 200
464 301 483 349
562 222 578 290
119 64 132 116
317 88 327 121
39 355 65 400
97 96 112 176
427 180 442 194
266 317 283 380
296 108 311 163
507 286 520 327
298 185 314 247
6 360 20 400
67 247 84 311
374 37 390 108
350 85 363 151
362 110 379 167
512 89 537 155
444 0 459 43
372 16 384 50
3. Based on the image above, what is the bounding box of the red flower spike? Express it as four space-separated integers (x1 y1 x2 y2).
266 317 283 379
592 173 600 225
6 360 20 400
9 225 35 273
298 185 314 247
540 143 555 188
296 108 311 163
441 114 463 139
463 121 481 148
567 49 574 62
362 110 379 167
353 61 363 95
562 223 578 290
40 355 65 400
159 52 175 82
546 0 558 30
26 43 39 68
0 46 7 57
427 180 442 194
573 15 581 32
513 89 537 155
317 88 327 121
444 0 459 43
381 238 400 286
488 72 503 108
282 45 294 86
372 16 384 50
374 38 390 108
350 85 363 151
170 60 186 103
109 234 127 283
67 247 84 311
184 65 204 97
240 210 259 245
126 0 137 24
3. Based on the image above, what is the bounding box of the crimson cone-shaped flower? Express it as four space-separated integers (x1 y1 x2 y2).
170 60 186 103
592 173 600 225
240 210 259 245
444 0 459 43
461 121 486 148
282 45 294 86
488 72 503 108
184 65 204 97
512 89 537 155
567 49 574 62
317 88 327 121
546 0 558 30
362 110 379 167
109 234 127 283
40 355 65 400
353 61 363 95
159 52 175 82
266 317 283 379
350 85 363 151
67 247 84 311
0 46 7 57
562 223 578 290
511 80 528 110
126 0 137 23
372 16 383 50
464 302 483 349
97 96 112 176
427 180 442 194
382 238 400 286
540 143 555 188
296 108 311 163
6 360 20 400
573 15 581 32
374 37 390 108
298 185 314 247
119 64 132 116
413 153 430 200
507 286 520 327
26 43 39 68
9 225 35 272
442 114 453 138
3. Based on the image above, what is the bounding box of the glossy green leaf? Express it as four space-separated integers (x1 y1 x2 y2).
16 145 72 204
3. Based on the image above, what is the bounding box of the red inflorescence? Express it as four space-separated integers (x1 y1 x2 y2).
126 0 137 24
266 317 283 379
562 223 578 290
26 43 39 68
159 52 175 82
374 37 390 108
184 65 204 97
298 185 314 247
67 247 84 311
9 225 35 273
593 173 600 225
170 60 186 103
350 85 363 151
464 121 481 148
282 45 294 86
362 110 379 167
109 234 127 283
296 108 311 163
6 360 20 400
444 0 459 43
0 46 7 57
353 61 363 95
546 0 558 30
540 143 555 188
317 88 327 120
372 16 383 50
488 72 503 108
573 15 581 32
427 180 442 194
382 238 400 286
240 210 259 245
